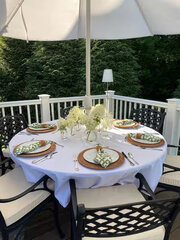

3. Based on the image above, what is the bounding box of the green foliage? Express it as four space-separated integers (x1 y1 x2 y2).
0 35 180 102
0 37 32 101
132 36 180 101
173 79 180 98
91 40 141 97
24 40 85 99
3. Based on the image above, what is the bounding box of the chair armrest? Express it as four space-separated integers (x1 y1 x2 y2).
0 175 50 203
0 157 12 166
135 173 156 199
163 163 180 171
167 144 180 148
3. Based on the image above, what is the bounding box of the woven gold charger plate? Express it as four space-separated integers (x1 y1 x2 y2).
126 135 165 148
13 141 56 157
112 120 139 129
78 148 124 170
26 125 57 133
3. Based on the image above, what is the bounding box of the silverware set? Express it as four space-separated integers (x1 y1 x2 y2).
32 151 58 164
73 154 79 171
122 152 135 166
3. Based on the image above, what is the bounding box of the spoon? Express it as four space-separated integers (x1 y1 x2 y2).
128 153 139 165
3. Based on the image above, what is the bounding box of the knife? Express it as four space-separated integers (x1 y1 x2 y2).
122 152 135 166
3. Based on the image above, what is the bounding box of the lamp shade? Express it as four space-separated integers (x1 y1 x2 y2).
102 69 113 83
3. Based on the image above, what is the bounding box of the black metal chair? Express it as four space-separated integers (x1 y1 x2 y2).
130 108 166 134
157 144 180 193
0 161 64 240
70 173 180 240
0 114 28 174
60 106 73 119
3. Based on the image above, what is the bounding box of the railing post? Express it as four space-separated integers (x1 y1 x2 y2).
38 94 51 122
105 90 115 115
164 98 180 155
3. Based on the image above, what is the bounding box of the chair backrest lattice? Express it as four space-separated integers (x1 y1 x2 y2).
81 198 180 238
60 106 73 119
0 114 28 147
130 108 166 133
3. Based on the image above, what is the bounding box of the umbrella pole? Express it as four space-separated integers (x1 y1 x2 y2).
86 0 91 97
84 0 92 110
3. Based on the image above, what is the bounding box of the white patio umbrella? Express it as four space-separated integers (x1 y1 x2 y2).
0 0 180 101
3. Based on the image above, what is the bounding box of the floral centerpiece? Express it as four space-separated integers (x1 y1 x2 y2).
57 117 68 139
66 106 85 134
82 104 112 141
57 104 113 141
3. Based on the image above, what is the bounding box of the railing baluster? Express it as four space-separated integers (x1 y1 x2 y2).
58 103 60 118
51 103 55 121
10 107 14 116
27 105 31 124
64 102 67 108
124 101 127 119
129 102 132 117
2 108 5 117
115 100 118 119
120 100 122 119
19 106 22 114
35 104 39 123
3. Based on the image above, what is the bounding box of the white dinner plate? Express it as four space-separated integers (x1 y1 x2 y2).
114 120 135 127
17 140 51 154
83 148 119 164
130 136 161 144
29 125 54 131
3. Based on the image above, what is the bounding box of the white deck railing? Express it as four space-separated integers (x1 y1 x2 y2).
0 91 180 154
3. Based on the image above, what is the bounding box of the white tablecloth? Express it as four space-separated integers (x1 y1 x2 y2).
9 123 167 207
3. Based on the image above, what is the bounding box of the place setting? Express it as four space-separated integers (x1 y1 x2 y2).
77 144 125 170
125 132 165 150
26 122 57 133
13 139 57 164
112 119 139 129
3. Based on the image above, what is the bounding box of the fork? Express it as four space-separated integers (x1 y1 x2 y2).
32 151 57 164
73 154 79 171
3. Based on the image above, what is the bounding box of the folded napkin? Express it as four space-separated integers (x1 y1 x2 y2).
94 146 112 168
15 140 50 155
29 123 54 129
117 119 134 126
128 133 161 143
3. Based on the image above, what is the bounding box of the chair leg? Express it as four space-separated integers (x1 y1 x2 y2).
54 199 65 239
2 230 9 240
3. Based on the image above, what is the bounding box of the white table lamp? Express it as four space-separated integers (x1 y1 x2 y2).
102 69 113 91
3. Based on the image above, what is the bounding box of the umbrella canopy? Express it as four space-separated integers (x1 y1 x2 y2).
0 0 180 97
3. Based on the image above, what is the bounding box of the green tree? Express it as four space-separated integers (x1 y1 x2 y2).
0 37 32 101
90 40 141 97
24 40 85 99
132 36 180 101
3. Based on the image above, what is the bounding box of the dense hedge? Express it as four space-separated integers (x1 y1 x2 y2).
0 36 180 102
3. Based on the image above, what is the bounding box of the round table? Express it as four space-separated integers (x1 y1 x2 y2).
9 122 167 207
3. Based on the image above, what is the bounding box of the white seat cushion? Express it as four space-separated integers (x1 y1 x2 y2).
2 148 10 158
0 167 51 226
160 154 180 187
77 184 165 240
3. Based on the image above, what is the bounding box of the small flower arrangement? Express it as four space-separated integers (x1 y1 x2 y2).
82 104 112 141
57 117 68 133
66 106 85 134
